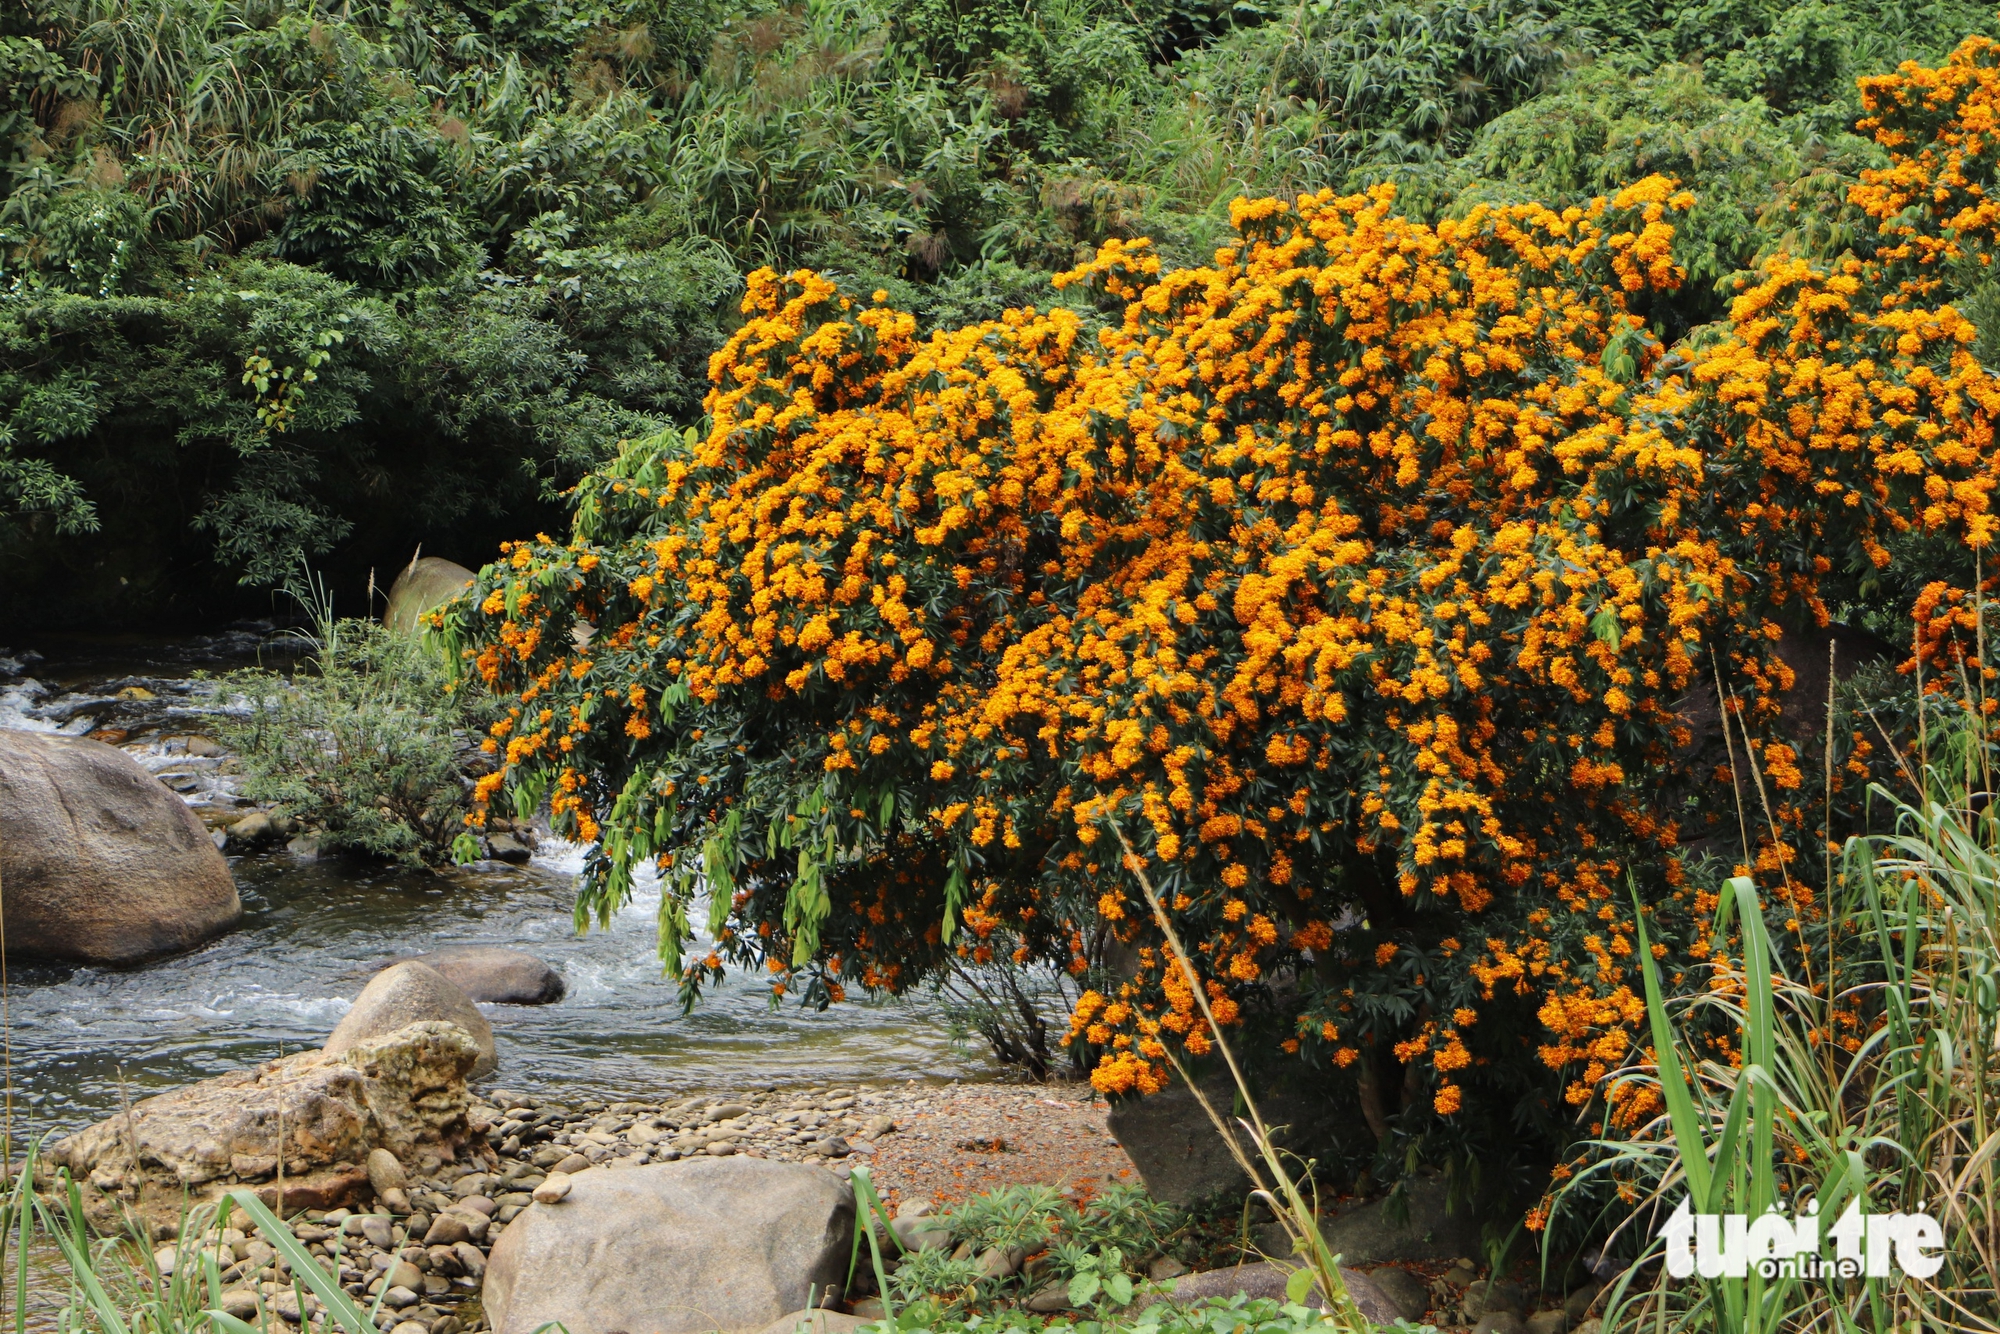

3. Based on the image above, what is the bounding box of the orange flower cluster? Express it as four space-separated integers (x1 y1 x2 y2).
453 25 2000 1170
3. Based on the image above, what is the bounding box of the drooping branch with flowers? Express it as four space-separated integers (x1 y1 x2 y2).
444 28 2000 1198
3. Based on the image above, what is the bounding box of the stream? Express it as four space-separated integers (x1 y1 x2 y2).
0 629 993 1140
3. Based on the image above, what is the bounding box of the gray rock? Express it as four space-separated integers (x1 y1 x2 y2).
361 1216 396 1249
220 1290 259 1320
891 1216 948 1251
485 834 532 864
1474 1315 1525 1334
483 1158 855 1334
1317 1175 1482 1266
1024 1284 1072 1313
326 962 495 1079
1156 1262 1400 1326
383 1286 420 1309
1106 1062 1338 1208
288 834 321 860
1526 1312 1569 1334
271 1289 315 1323
1565 1280 1603 1320
384 558 477 636
452 1242 486 1279
0 729 242 964
1484 1280 1527 1316
422 1214 472 1246
1367 1267 1429 1321
382 948 565 1006
1147 1256 1187 1282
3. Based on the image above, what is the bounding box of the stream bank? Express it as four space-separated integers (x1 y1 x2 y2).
0 632 992 1139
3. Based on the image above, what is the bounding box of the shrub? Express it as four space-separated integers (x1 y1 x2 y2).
453 26 2000 1199
222 582 498 865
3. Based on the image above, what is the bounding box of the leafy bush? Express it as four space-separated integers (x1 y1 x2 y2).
454 23 2000 1208
221 583 497 865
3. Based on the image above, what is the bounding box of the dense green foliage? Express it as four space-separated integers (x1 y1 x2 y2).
3 0 1994 622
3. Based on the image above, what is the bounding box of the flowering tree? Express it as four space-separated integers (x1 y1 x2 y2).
447 29 2000 1187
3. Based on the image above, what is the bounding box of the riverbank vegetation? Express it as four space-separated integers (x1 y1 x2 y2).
447 10 2000 1326
218 576 499 864
5 0 1996 624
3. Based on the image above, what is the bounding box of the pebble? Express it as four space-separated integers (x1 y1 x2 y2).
531 1173 572 1204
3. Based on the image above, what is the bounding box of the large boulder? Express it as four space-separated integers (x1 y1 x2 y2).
383 947 565 1005
1316 1174 1483 1266
1107 1061 1340 1208
384 557 476 635
483 1158 855 1334
0 729 241 964
328 961 497 1077
48 1021 482 1232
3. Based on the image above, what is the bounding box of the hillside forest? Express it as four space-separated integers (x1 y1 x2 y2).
4 0 1997 624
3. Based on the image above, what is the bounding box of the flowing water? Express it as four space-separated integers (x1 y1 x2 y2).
0 630 993 1140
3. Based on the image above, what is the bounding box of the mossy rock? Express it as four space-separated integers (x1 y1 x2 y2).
384 558 476 634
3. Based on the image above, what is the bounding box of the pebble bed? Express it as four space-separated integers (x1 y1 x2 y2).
173 1080 1136 1334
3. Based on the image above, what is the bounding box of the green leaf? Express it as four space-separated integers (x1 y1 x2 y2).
1068 1272 1102 1307
1105 1272 1134 1306
1284 1267 1314 1305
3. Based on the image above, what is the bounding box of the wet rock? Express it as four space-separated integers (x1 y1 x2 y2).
382 949 565 1006
485 834 532 864
385 558 477 636
50 1021 481 1233
0 729 242 964
226 810 278 850
483 1158 855 1334
327 963 496 1079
